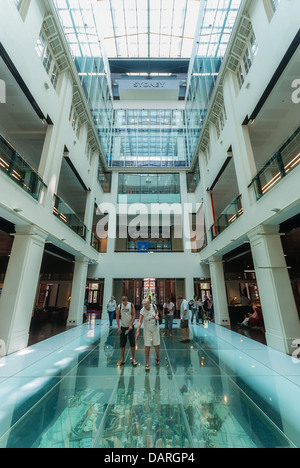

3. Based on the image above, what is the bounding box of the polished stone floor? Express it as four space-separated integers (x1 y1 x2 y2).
0 319 299 448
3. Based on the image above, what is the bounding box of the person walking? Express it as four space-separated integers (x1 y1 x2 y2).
163 299 175 337
107 296 117 328
116 296 138 367
198 297 205 325
203 295 211 320
189 295 199 325
136 299 160 371
178 296 190 342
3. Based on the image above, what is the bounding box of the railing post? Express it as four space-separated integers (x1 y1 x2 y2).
276 150 286 178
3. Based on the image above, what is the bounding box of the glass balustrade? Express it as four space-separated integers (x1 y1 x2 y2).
118 173 181 204
53 194 87 240
191 233 207 253
91 233 101 252
0 134 46 201
250 126 300 200
126 241 173 252
210 195 243 240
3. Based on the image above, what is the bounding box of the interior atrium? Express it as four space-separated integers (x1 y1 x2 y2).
0 0 300 449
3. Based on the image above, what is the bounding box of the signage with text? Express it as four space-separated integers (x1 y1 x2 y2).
119 79 179 92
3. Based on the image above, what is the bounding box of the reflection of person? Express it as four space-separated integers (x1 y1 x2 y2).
104 333 114 364
144 372 162 448
116 296 137 367
136 299 160 371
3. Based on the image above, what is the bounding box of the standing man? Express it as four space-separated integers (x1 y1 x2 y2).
116 296 138 367
189 296 199 325
163 299 175 337
178 296 190 343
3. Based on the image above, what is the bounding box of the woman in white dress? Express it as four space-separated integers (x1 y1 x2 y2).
136 299 160 371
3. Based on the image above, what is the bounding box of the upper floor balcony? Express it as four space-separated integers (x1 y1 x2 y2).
118 173 181 204
249 126 300 200
0 134 46 201
53 194 87 240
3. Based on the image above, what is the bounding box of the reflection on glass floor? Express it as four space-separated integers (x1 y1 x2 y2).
0 319 299 448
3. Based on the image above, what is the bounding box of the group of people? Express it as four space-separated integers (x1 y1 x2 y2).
106 294 213 372
106 293 263 371
108 296 160 371
188 295 214 325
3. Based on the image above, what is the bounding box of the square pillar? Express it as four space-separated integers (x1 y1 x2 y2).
102 276 114 321
209 256 231 326
223 71 258 211
67 256 89 327
0 225 48 355
249 225 300 354
185 276 195 303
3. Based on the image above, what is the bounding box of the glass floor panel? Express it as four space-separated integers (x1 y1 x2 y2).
0 320 299 448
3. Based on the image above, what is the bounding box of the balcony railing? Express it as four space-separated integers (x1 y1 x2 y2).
249 126 300 200
115 240 184 253
118 193 181 204
53 194 87 240
91 233 101 252
210 195 243 240
0 134 46 200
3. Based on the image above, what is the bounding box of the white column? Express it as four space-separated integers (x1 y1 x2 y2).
67 256 89 326
38 71 73 211
104 171 118 255
103 276 114 321
180 171 194 253
223 71 258 211
199 150 215 246
84 152 99 243
209 256 231 326
249 225 300 354
0 225 48 355
185 276 195 302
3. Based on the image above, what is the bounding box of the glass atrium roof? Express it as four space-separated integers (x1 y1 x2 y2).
95 0 201 59
54 0 243 167
54 0 242 60
196 0 243 58
54 0 102 58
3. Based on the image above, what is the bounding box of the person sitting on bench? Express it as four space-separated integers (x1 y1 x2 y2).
241 304 263 328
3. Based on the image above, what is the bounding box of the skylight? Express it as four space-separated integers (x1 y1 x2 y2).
53 0 244 167
94 0 201 59
54 0 243 61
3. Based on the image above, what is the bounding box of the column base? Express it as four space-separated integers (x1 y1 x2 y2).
7 331 29 356
215 317 231 327
67 318 83 327
265 329 296 355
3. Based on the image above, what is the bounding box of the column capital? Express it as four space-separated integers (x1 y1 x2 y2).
208 255 223 264
14 224 48 242
248 224 280 241
74 255 90 265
